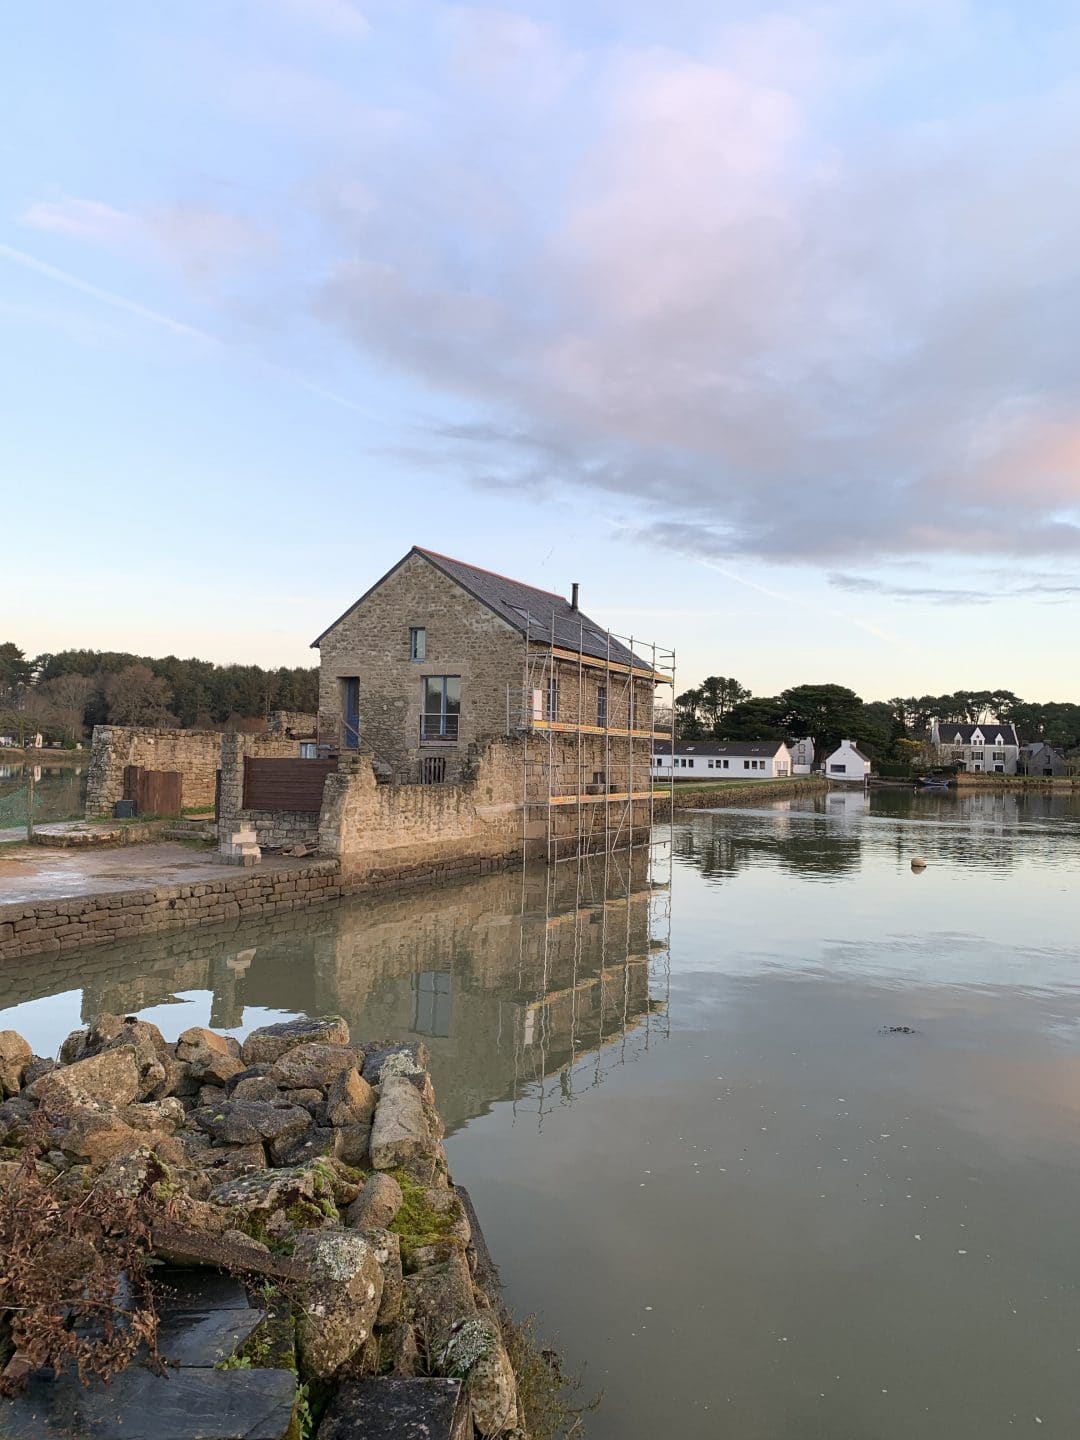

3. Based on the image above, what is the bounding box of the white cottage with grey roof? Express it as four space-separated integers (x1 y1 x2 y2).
652 739 792 779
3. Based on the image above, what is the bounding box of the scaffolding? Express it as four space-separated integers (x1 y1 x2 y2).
511 613 675 865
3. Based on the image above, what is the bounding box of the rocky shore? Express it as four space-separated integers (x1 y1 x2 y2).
0 1016 527 1439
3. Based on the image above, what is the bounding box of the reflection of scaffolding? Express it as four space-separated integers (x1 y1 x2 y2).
511 832 674 1127
514 612 675 863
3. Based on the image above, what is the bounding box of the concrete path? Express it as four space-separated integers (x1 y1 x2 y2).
0 842 317 908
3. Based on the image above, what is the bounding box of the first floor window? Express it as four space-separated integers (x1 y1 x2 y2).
341 677 360 748
409 627 426 661
830 763 846 773
597 684 607 727
722 759 729 769
546 674 559 721
422 675 460 740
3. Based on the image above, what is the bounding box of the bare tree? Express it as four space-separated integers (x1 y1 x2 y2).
104 666 175 727
39 673 95 741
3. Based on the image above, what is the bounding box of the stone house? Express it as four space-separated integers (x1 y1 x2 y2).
930 720 1020 774
1019 741 1068 777
312 547 669 851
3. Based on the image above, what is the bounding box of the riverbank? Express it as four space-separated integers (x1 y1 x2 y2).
0 1012 533 1438
660 773 829 809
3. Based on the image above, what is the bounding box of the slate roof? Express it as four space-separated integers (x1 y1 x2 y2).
653 739 787 757
936 722 1019 747
313 546 657 672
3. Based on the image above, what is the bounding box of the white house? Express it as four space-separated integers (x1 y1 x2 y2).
930 720 1020 775
788 736 816 774
824 738 872 783
652 739 792 779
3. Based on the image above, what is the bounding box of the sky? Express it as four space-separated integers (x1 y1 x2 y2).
3 0 1080 701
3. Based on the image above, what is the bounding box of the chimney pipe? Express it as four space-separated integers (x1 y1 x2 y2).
570 582 579 611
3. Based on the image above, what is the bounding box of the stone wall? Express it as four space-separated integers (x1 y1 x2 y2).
217 733 324 850
86 726 222 818
663 774 829 810
0 861 341 964
320 736 535 884
267 711 317 737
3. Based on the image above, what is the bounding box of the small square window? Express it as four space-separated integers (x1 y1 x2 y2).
410 627 426 661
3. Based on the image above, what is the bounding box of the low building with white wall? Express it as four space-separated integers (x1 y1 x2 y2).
824 739 872 783
789 736 816 774
653 739 792 779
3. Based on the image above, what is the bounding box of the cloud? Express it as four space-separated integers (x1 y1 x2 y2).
311 7 1080 564
21 195 273 287
273 0 369 38
829 572 1080 603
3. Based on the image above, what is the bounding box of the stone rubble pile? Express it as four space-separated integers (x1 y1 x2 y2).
0 1016 524 1439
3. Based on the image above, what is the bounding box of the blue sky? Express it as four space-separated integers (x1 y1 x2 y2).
3 0 1080 700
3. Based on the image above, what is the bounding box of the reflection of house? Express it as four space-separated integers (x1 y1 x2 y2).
930 721 1020 775
36 851 667 1135
652 739 791 778
1019 741 1067 777
789 737 815 774
824 739 871 783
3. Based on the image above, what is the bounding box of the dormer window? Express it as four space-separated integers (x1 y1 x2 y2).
410 627 426 662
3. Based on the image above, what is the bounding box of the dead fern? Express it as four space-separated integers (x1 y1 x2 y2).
0 1117 163 1394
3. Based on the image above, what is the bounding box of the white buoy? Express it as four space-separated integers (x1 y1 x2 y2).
911 855 927 870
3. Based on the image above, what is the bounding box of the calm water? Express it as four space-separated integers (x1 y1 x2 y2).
2 788 1079 1437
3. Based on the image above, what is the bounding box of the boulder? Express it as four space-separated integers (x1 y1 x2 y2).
82 1015 178 1101
193 1100 312 1150
23 1056 57 1088
317 1377 469 1440
208 1162 327 1216
361 1041 429 1087
186 1046 246 1087
333 1122 372 1168
230 1075 281 1103
441 1316 518 1437
0 1030 32 1096
292 1230 384 1381
370 1077 439 1172
363 1226 403 1326
346 1173 403 1231
121 1098 187 1134
271 1126 336 1168
0 1096 34 1146
268 1044 358 1092
30 1045 141 1111
403 1249 477 1351
241 1016 351 1067
176 1026 241 1061
326 1067 376 1128
55 1107 144 1167
58 1027 88 1064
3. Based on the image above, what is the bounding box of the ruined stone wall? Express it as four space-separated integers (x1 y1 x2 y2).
85 726 222 818
319 735 534 883
217 732 323 849
316 552 524 780
267 710 317 737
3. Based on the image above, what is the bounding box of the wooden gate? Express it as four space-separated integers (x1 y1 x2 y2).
123 765 183 817
242 758 336 812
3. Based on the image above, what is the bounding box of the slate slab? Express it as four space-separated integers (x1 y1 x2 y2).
1 1366 297 1440
315 1377 469 1440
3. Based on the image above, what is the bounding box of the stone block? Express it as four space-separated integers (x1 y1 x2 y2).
315 1377 469 1440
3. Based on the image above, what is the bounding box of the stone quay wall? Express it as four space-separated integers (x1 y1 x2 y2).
662 773 830 810
0 862 341 965
86 726 223 818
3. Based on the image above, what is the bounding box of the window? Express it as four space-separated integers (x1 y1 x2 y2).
421 675 460 740
992 751 1005 761
421 755 447 784
973 750 984 760
546 675 559 721
722 759 729 769
830 763 847 773
299 741 317 759
707 759 714 769
743 760 750 770
412 971 452 1037
340 677 360 749
597 684 607 727
409 627 426 661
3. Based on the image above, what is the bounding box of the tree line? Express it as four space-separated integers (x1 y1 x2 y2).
675 678 1080 768
0 642 318 745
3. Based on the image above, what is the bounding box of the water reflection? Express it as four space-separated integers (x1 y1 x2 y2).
0 844 672 1134
0 764 87 830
